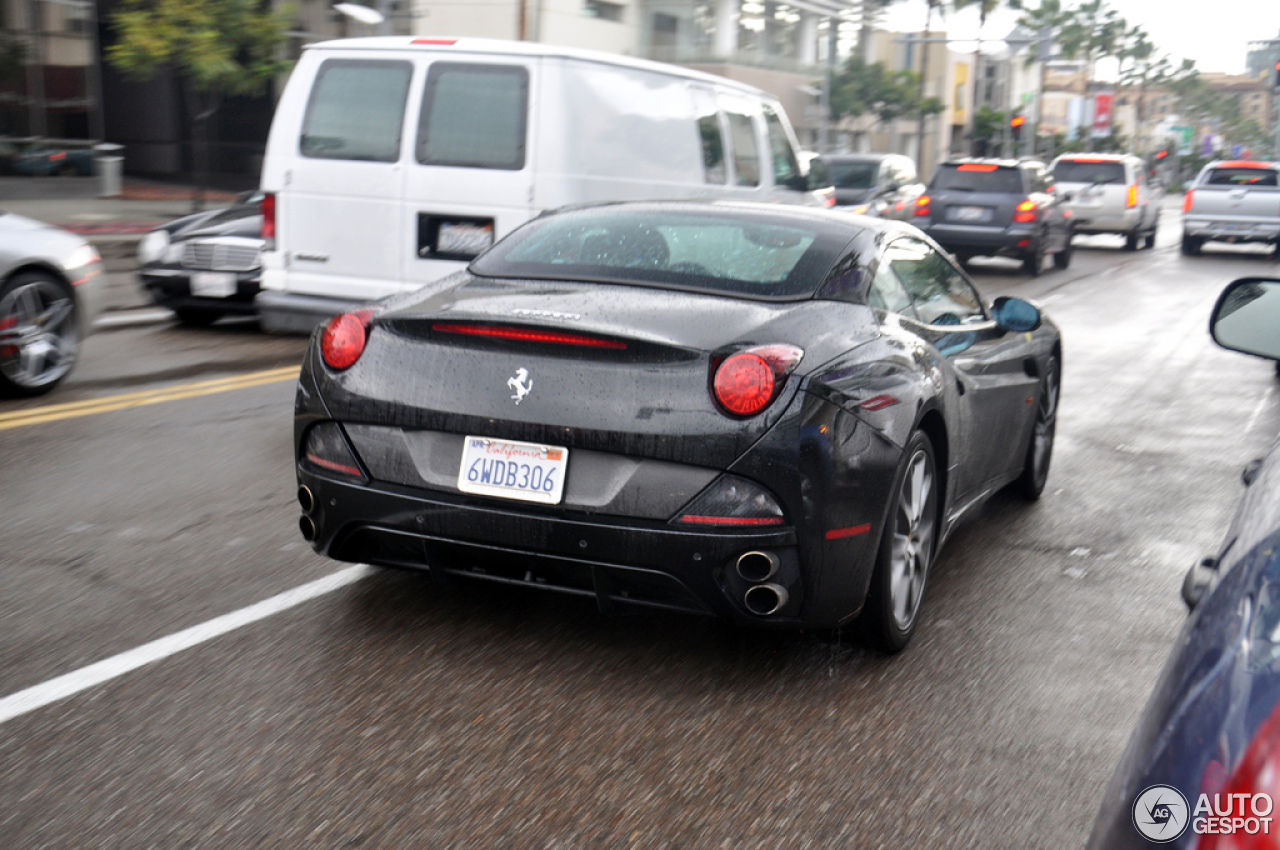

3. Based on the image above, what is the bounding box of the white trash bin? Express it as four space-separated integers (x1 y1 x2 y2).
94 143 123 198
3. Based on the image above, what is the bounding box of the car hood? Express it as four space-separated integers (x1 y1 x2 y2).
168 204 263 241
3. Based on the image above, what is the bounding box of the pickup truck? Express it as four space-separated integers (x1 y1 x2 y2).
1181 160 1280 256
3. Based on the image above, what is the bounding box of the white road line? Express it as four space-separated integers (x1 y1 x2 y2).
0 564 374 725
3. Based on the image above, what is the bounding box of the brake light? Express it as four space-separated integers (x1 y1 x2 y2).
261 192 276 242
412 38 457 45
958 163 1000 172
321 309 374 370
713 344 804 417
431 323 627 349
1196 699 1280 849
1184 190 1196 213
1014 200 1038 223
1127 184 1139 208
914 195 931 217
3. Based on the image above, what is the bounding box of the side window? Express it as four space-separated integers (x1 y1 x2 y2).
884 238 986 326
697 112 727 184
868 261 917 317
417 63 529 169
726 111 760 187
301 59 413 162
763 106 800 187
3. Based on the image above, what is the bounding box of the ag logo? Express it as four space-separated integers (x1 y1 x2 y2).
1133 784 1190 842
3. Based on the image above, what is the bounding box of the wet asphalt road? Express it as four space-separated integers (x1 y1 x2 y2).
3 232 1280 848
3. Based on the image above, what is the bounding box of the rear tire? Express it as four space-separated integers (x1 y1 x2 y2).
1181 233 1202 256
1124 229 1140 251
1023 240 1044 276
1053 233 1073 270
1014 356 1060 500
1143 229 1156 249
859 431 938 654
173 308 224 327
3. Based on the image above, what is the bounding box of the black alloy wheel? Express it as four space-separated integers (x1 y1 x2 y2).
0 270 79 396
860 431 938 653
1014 356 1060 500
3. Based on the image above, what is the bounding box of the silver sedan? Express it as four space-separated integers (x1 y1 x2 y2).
0 212 104 395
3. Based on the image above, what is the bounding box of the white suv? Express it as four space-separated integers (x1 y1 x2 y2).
1050 153 1163 250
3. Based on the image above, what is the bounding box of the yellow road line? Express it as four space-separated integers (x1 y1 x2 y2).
0 366 301 431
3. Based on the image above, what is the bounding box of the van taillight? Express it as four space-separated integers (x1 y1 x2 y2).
262 192 276 242
1184 190 1196 213
1127 184 1139 208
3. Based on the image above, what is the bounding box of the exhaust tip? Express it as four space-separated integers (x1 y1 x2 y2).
297 485 315 514
736 550 780 583
299 515 316 542
744 583 789 617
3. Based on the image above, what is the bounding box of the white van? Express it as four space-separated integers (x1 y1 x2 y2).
257 36 818 332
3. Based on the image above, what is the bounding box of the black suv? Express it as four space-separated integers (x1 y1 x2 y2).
914 158 1074 275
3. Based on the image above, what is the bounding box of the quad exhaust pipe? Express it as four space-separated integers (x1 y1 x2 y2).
743 583 789 617
299 515 316 541
297 485 315 514
736 550 779 582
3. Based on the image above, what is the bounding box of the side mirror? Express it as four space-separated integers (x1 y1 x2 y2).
1210 278 1280 360
991 296 1041 332
1182 557 1219 611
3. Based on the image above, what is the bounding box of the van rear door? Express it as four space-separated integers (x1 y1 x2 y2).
402 56 536 289
282 54 414 302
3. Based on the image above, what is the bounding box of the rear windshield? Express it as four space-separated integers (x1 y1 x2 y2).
417 63 529 170
1206 167 1278 187
1053 160 1126 185
470 208 845 300
301 59 412 162
827 160 878 189
930 165 1023 193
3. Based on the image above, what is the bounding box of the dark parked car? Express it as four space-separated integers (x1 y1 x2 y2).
136 191 264 326
1 141 96 176
292 201 1061 652
914 158 1074 275
821 152 926 220
1088 277 1280 848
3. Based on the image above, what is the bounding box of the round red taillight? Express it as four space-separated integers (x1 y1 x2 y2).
321 313 369 370
714 353 776 417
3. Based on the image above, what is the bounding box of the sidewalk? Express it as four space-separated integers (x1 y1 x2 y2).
1 175 245 315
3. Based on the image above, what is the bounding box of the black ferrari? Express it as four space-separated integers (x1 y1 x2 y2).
293 202 1061 651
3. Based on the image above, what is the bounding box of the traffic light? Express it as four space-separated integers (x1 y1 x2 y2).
1010 115 1026 141
1155 150 1169 160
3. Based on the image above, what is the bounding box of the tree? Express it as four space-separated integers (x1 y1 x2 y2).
829 57 944 129
108 0 292 208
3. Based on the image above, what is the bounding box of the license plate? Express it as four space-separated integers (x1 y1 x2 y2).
438 222 494 257
457 437 568 504
950 206 988 222
191 271 236 298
